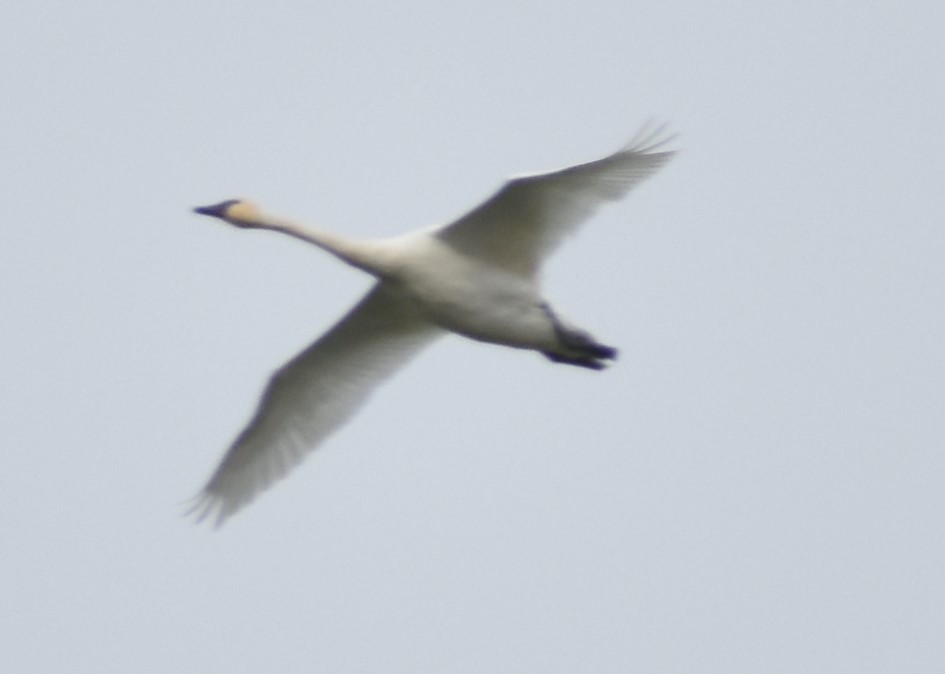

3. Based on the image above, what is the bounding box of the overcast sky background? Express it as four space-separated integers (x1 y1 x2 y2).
2 1 943 672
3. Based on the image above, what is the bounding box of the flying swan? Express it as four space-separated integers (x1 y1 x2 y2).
190 123 676 526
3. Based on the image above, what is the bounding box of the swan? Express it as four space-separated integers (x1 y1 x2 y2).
189 123 676 526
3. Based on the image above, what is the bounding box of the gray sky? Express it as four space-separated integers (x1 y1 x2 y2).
2 1 943 672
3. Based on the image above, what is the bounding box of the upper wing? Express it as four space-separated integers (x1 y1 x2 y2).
190 283 441 526
436 123 676 278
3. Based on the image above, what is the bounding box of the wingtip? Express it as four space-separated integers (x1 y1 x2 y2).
623 120 679 155
183 491 230 529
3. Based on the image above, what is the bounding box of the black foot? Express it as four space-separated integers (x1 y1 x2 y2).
540 302 619 370
543 351 616 370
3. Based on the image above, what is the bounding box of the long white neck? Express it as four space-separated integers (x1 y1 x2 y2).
244 210 394 277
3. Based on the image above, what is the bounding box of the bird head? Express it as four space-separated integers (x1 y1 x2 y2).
193 199 262 228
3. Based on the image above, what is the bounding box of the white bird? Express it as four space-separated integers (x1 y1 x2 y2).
190 123 676 526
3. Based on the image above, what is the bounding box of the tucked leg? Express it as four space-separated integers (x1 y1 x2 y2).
539 303 619 370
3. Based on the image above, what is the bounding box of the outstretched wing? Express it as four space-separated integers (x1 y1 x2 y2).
436 123 676 278
190 283 441 526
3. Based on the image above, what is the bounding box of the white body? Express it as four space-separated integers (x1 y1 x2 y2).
382 233 555 350
190 123 676 525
